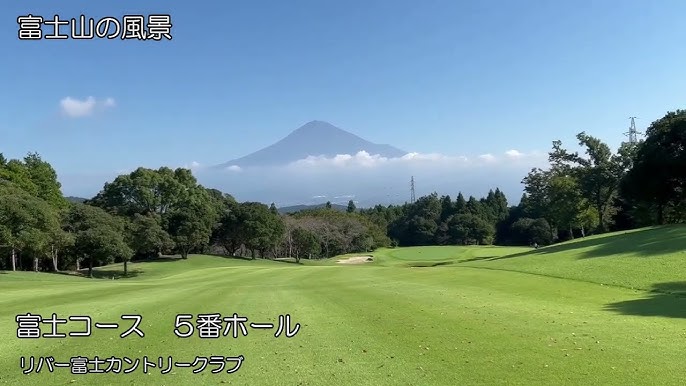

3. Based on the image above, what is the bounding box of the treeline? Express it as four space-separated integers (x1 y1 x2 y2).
516 109 686 243
0 161 389 273
370 110 685 246
360 190 508 246
1 109 684 274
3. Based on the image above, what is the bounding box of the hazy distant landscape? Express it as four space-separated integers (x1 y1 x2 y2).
58 120 548 208
192 120 548 208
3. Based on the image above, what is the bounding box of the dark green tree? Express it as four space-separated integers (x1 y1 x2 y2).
346 200 356 213
166 187 217 259
64 203 133 277
129 214 175 259
623 109 686 224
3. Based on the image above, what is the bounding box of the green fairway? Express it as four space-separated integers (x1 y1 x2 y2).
3 226 686 385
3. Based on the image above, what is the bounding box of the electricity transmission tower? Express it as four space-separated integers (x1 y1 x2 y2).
624 116 643 144
410 176 416 203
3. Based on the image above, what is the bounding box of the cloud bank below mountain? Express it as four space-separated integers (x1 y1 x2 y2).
194 149 547 207
218 148 542 172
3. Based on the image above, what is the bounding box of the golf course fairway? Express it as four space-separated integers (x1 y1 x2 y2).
2 225 686 385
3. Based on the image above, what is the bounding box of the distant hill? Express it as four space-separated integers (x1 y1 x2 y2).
278 203 348 214
66 196 88 203
216 120 407 168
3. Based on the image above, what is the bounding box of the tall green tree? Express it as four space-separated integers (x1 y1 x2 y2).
547 174 584 239
20 196 64 271
166 187 217 259
129 214 175 259
23 152 68 209
623 109 686 224
454 192 467 214
448 213 495 245
549 133 631 232
403 193 441 246
213 200 245 255
240 202 284 258
89 166 195 217
346 200 356 213
510 217 553 246
521 168 552 220
291 227 320 262
49 215 75 272
0 159 38 196
439 195 454 222
64 203 133 277
0 182 48 271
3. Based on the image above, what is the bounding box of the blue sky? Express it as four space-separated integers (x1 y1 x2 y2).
2 1 685 203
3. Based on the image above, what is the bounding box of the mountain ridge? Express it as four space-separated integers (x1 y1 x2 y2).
277 203 349 214
216 120 407 168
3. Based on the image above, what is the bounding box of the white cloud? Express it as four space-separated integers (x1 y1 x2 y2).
60 97 95 117
504 149 523 159
281 150 544 171
59 96 116 118
191 149 548 209
182 161 203 170
478 153 496 162
288 151 475 170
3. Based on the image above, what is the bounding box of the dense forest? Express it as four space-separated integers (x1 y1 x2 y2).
1 109 684 275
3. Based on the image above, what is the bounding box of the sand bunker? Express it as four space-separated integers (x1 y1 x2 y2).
336 255 374 264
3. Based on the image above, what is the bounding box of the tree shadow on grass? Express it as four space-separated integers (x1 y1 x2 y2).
459 256 499 263
605 282 686 319
204 253 252 261
204 253 304 265
487 225 686 262
408 261 455 268
51 269 142 279
134 256 184 263
86 269 142 279
271 258 304 265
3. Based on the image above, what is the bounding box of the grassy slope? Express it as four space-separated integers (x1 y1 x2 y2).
460 225 686 292
1 225 686 385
